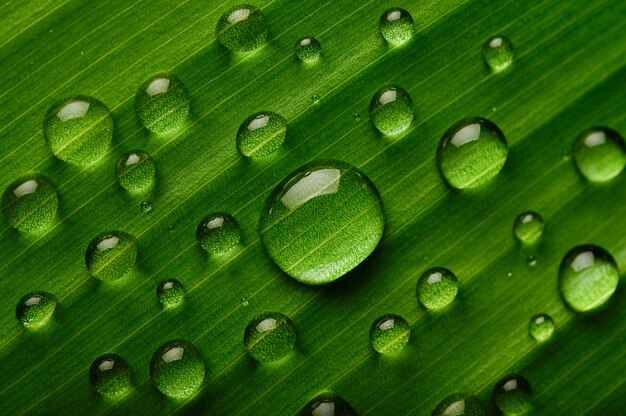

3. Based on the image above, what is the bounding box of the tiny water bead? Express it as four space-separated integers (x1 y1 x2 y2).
135 73 190 135
379 8 415 46
492 374 532 415
432 393 485 416
140 199 153 212
259 160 385 285
369 314 410 354
115 150 156 192
482 35 514 72
513 211 544 244
572 127 626 182
216 5 268 52
89 353 132 399
299 393 357 416
437 117 508 189
244 312 296 362
295 37 322 63
43 95 113 165
157 279 185 309
2 175 58 233
369 86 413 136
196 212 240 255
558 245 619 312
527 255 537 268
236 111 287 158
418 267 459 310
15 291 57 328
529 313 554 341
85 231 138 281
150 339 205 399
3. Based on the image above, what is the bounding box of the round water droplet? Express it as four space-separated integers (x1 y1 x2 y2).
259 160 385 285
244 312 296 362
115 150 156 192
43 95 113 165
369 86 413 136
15 291 57 329
85 231 138 281
527 255 537 268
141 200 153 212
157 279 185 309
299 393 357 416
558 245 619 312
369 314 410 354
418 267 459 310
196 212 240 255
135 73 190 135
433 393 485 416
89 353 132 399
492 374 532 415
572 127 626 182
513 211 544 244
216 5 268 52
437 117 508 189
295 37 321 63
236 111 287 158
379 8 415 46
482 35 514 72
311 94 320 104
529 313 554 341
150 339 205 399
2 175 58 233
240 296 249 306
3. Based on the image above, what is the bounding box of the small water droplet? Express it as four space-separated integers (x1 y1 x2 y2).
562 150 571 161
244 312 296 362
259 160 385 285
379 8 415 46
369 314 410 354
353 112 361 120
492 374 532 414
311 94 320 103
529 313 554 341
196 212 240 255
2 175 58 233
295 37 322 63
513 211 544 245
558 245 619 312
240 297 249 306
168 224 175 232
300 393 357 416
85 231 138 281
507 271 513 277
236 111 287 158
483 35 514 72
150 339 205 399
572 127 626 182
135 73 190 135
116 150 156 193
89 353 132 399
43 95 113 165
417 267 459 310
15 291 57 329
437 117 508 189
369 86 413 136
141 200 153 212
157 279 185 309
527 255 537 268
433 393 485 416
216 5 268 52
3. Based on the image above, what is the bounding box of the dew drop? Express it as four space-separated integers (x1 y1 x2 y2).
379 8 415 46
353 113 361 120
89 353 132 399
196 212 240 255
572 127 626 182
482 35 514 72
299 392 357 416
2 175 58 233
244 312 296 362
259 160 385 285
85 231 138 281
240 296 249 306
492 374 532 415
135 73 190 135
150 339 205 399
15 291 57 329
417 267 459 310
141 199 153 212
527 255 537 268
432 393 485 416
116 150 156 193
513 211 544 245
528 313 554 341
157 279 185 309
236 111 287 158
216 5 268 52
369 85 413 136
295 37 322 63
369 314 410 354
311 94 320 104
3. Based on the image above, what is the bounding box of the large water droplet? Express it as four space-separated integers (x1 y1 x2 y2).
236 111 287 158
432 393 485 416
437 117 508 189
150 339 205 399
244 312 296 362
369 86 413 136
196 212 240 255
572 127 626 182
482 35 514 72
15 291 57 329
216 5 268 52
299 392 357 416
259 160 385 285
157 279 185 309
89 353 132 399
369 314 410 354
492 374 532 415
135 73 190 135
2 175 58 233
379 8 415 46
417 267 459 310
115 150 156 192
295 37 322 63
558 245 619 312
85 231 138 281
43 95 113 165
528 313 554 341
513 211 544 245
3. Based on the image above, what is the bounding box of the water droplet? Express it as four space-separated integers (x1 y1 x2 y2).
43 95 113 165
295 37 322 63
135 73 190 135
157 279 185 309
558 245 619 312
353 113 361 120
115 150 156 192
379 8 415 46
311 94 320 103
433 393 485 416
168 224 175 232
437 117 508 189
300 392 357 416
244 312 296 362
529 313 554 341
89 353 132 399
369 86 413 136
513 211 544 244
572 127 626 182
259 160 385 285
85 231 138 281
527 255 537 268
369 314 410 354
236 111 287 158
216 5 268 52
150 339 205 399
417 267 459 310
196 212 240 255
240 296 249 306
141 200 153 212
2 175 58 233
482 35 514 72
492 374 532 414
506 271 513 277
15 291 57 329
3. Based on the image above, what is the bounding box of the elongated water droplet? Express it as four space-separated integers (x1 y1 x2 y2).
157 279 185 309
43 95 113 165
437 117 508 189
2 175 58 233
418 267 459 310
116 150 156 192
89 353 132 399
216 5 268 52
433 393 485 416
529 313 554 341
135 73 190 135
379 8 415 46
299 393 357 416
369 86 413 136
482 35 514 72
196 212 240 255
513 211 544 245
15 291 57 329
369 314 410 354
236 111 287 158
572 127 626 182
295 37 322 63
86 231 138 281
150 339 205 399
259 160 385 285
244 312 296 362
492 374 532 414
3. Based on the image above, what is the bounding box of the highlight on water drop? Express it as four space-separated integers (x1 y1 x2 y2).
236 111 287 158
244 312 296 362
513 211 544 245
85 231 138 281
379 8 415 46
135 73 190 135
299 392 357 416
417 267 459 310
492 374 533 415
116 150 156 193
482 35 514 72
216 5 268 52
89 353 132 400
432 393 485 416
196 212 241 255
572 127 626 182
15 291 57 329
157 279 185 309
2 174 58 233
369 314 410 354
528 313 554 342
150 339 205 400
369 85 413 137
295 37 322 63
